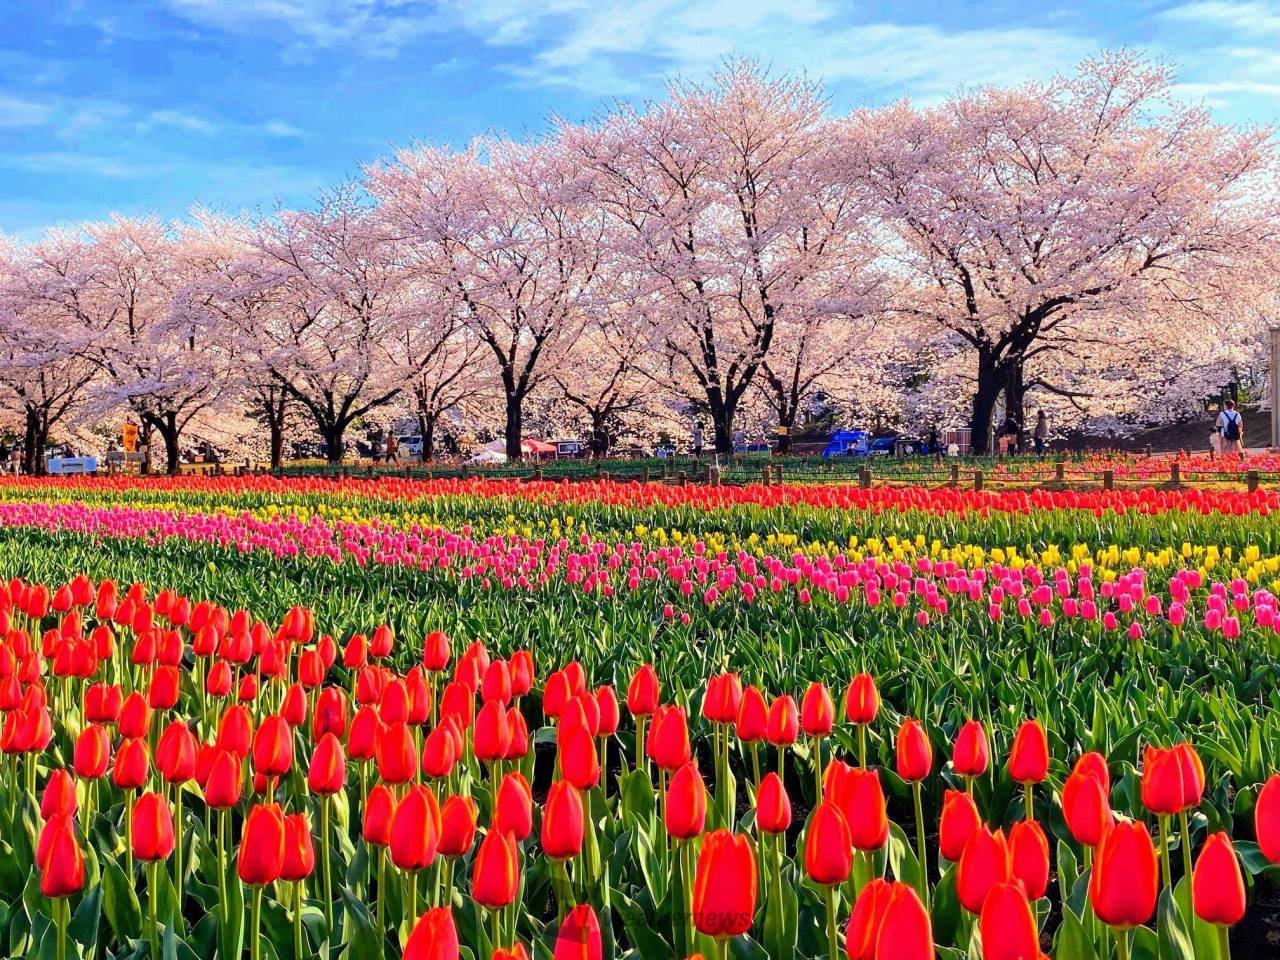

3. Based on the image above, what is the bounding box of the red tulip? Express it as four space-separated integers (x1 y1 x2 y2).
493 772 533 841
157 720 197 785
665 761 707 840
801 682 834 737
238 802 286 885
646 706 691 772
850 880 941 958
251 714 293 778
112 737 150 791
119 691 152 739
132 790 176 861
953 720 989 778
939 789 981 862
403 906 459 960
281 812 316 882
560 723 600 790
1173 743 1205 809
474 700 511 761
203 749 243 809
1063 762 1112 848
1008 720 1049 785
363 784 396 847
1192 832 1245 927
308 732 346 795
825 763 888 851
73 724 111 779
691 829 756 938
735 685 768 742
39 820 84 898
1257 773 1280 863
756 772 791 834
472 829 520 908
895 719 932 783
845 673 879 725
553 903 602 960
1009 819 1049 900
347 704 381 760
543 781 586 859
1141 746 1184 815
376 720 418 785
40 769 77 821
957 826 1010 914
1089 820 1158 929
390 785 441 872
979 882 1041 960
438 794 479 858
626 664 659 716
422 630 451 672
805 801 853 885
766 695 799 746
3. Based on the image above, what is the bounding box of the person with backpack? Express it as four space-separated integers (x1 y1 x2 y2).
1217 400 1245 458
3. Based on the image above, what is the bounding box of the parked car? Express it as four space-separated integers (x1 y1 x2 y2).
397 435 424 458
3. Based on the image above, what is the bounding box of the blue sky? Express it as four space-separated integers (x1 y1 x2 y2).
2 0 1279 237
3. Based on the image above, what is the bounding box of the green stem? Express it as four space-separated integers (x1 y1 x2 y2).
490 906 501 951
174 786 184 896
1024 783 1034 822
293 881 304 960
912 781 928 904
55 897 67 960
376 849 386 956
1178 810 1194 884
825 883 839 960
126 791 135 880
250 885 264 960
1159 816 1173 892
321 795 333 936
1218 922 1231 960
812 737 824 803
1115 927 1130 960
148 860 160 959
857 724 867 769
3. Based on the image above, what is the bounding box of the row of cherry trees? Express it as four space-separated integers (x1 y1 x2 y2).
1 54 1276 473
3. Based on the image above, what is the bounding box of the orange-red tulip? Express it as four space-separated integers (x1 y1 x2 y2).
1089 820 1158 929
1192 832 1245 927
542 781 586 860
805 801 853 885
472 829 520 908
691 830 756 938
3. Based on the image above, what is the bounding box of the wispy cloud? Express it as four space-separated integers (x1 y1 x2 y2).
261 119 304 138
145 109 218 134
1161 1 1280 33
0 92 53 127
160 0 442 59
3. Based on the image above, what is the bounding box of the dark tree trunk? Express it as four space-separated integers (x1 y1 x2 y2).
322 424 345 463
23 407 48 477
504 391 523 460
142 411 182 475
969 347 1004 455
138 419 153 475
590 411 610 459
417 412 437 463
702 384 736 455
269 422 285 472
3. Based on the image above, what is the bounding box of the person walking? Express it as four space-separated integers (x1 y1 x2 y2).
1217 400 1245 459
1033 410 1048 455
692 422 704 459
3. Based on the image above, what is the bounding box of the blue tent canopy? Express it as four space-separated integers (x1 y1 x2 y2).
822 430 869 458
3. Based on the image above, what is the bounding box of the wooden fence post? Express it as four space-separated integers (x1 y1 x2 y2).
859 467 871 489
1103 470 1114 490
973 470 984 491
1248 470 1259 492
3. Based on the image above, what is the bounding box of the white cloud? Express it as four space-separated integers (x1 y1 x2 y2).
438 1 1092 102
145 109 218 134
1161 1 1280 33
261 120 305 138
160 0 442 58
1 152 151 179
0 93 53 127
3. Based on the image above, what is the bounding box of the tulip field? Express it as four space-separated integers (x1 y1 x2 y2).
4 473 1280 960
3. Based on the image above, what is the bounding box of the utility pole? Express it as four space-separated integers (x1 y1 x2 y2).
1271 327 1280 449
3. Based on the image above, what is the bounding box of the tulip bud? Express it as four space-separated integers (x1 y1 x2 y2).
493 771 533 841
665 761 707 840
804 801 853 885
953 720 989 778
895 719 932 783
132 790 176 861
755 772 791 834
691 829 756 938
979 882 1040 960
542 781 585 860
1257 774 1280 864
1192 832 1245 927
800 682 834 737
1089 820 1158 929
957 826 1011 914
553 903 602 960
845 673 879 725
390 785 441 872
307 732 346 795
281 812 316 882
238 802 286 885
1008 720 1049 785
402 906 459 960
472 829 520 908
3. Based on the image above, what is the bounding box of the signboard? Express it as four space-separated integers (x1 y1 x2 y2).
122 424 138 453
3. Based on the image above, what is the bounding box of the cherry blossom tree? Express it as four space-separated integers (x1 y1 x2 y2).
565 60 876 454
368 138 605 458
846 53 1279 451
0 240 99 474
247 187 409 462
